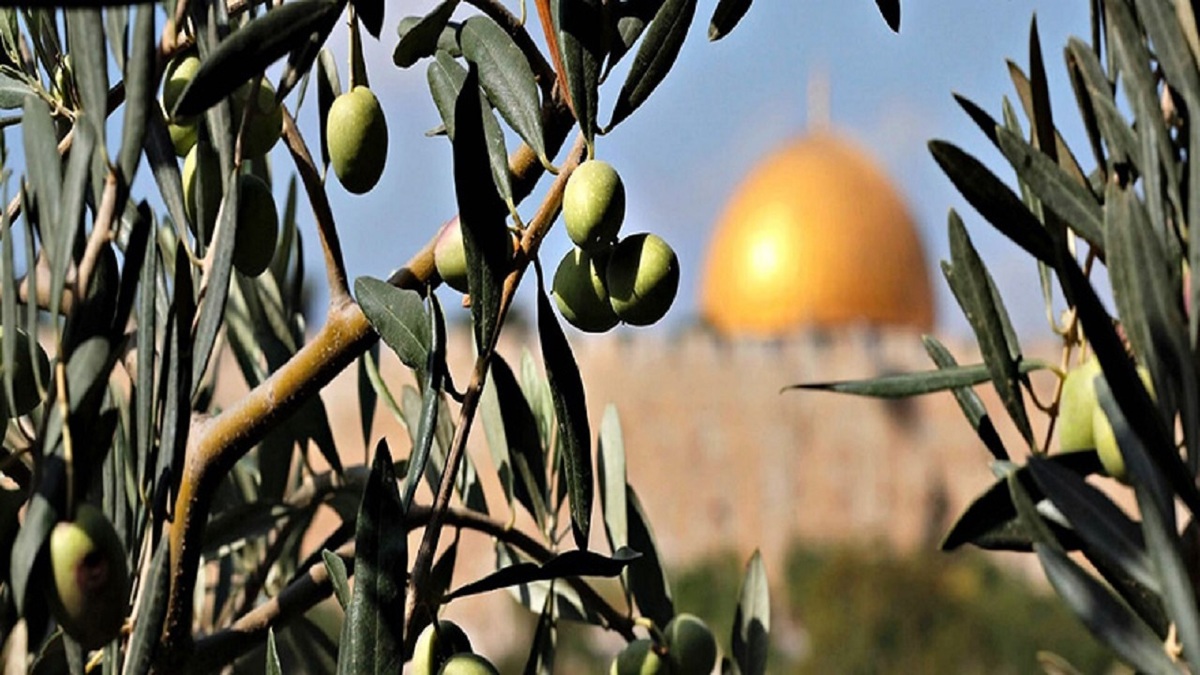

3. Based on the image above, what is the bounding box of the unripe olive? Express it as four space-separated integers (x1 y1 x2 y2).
413 620 473 675
1090 365 1155 483
327 86 389 194
434 217 469 294
163 53 201 156
665 613 717 674
162 52 200 118
553 246 618 333
610 639 669 675
231 78 283 159
48 504 129 649
605 233 680 327
182 143 222 245
563 160 625 251
1057 358 1103 452
0 326 49 417
438 653 499 675
233 174 279 277
167 114 198 157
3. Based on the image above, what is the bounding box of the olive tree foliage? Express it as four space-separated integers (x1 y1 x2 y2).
792 0 1200 671
0 0 910 671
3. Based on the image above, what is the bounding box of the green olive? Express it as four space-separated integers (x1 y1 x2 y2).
553 246 619 333
563 160 625 251
1090 365 1155 483
182 143 223 245
434 217 470 294
231 78 283 159
437 653 499 675
48 504 129 649
167 113 198 157
610 639 669 675
162 52 200 118
605 233 680 327
665 613 717 674
1057 358 1103 452
413 620 473 675
327 86 389 194
0 326 49 417
233 174 279 277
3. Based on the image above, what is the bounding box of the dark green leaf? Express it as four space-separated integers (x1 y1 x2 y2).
607 0 662 75
941 453 1098 552
784 358 1048 399
454 66 510 351
607 0 697 131
732 550 769 675
358 345 378 450
1028 456 1157 593
626 485 673 626
945 212 1034 446
10 494 55 615
929 141 1056 266
355 276 430 372
49 116 94 322
65 9 107 143
496 542 602 623
446 548 640 600
0 73 32 109
995 125 1103 250
190 161 238 393
554 0 604 145
394 0 460 68
322 549 351 610
708 0 752 40
338 441 405 675
1096 379 1200 662
174 0 344 117
461 15 548 166
22 95 61 261
118 5 154 184
537 273 592 549
480 357 516 511
922 335 1008 460
351 0 383 38
1036 543 1176 672
484 353 548 525
401 377 438 511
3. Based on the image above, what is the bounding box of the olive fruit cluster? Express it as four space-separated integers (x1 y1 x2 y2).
553 161 679 332
609 613 718 675
412 619 498 674
0 326 49 417
165 51 283 277
327 86 389 194
47 504 129 649
1058 357 1155 482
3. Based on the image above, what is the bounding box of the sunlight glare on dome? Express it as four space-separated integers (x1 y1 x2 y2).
699 132 934 337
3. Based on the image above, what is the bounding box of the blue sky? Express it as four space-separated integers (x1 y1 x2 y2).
302 1 1093 340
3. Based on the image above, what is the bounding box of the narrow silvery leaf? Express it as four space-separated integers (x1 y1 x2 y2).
461 15 548 165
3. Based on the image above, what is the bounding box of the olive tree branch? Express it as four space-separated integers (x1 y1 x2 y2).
188 499 636 673
402 133 587 637
160 120 576 666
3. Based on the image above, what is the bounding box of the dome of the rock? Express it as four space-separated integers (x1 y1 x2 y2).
700 132 934 337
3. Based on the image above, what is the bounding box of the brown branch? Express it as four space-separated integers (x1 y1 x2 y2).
403 134 587 637
188 500 636 673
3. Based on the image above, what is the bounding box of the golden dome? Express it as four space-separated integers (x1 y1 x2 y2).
700 132 934 337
